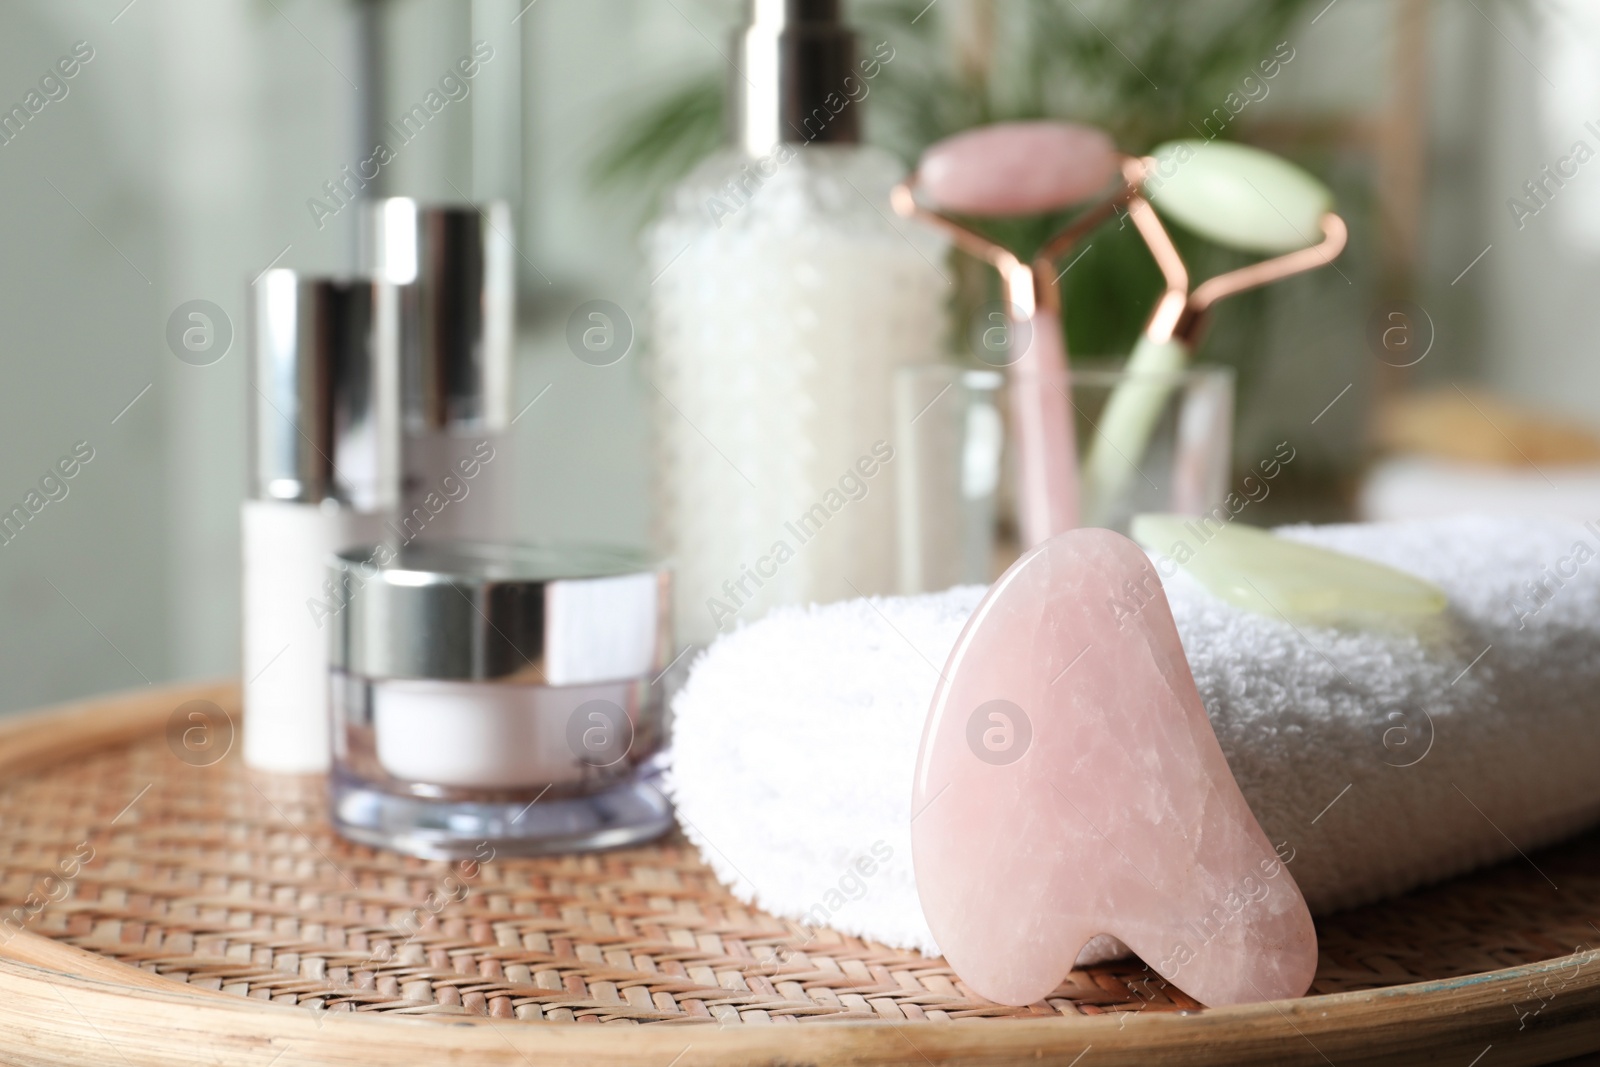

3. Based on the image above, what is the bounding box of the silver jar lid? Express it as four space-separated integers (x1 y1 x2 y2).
361 198 515 433
249 270 400 509
329 542 671 685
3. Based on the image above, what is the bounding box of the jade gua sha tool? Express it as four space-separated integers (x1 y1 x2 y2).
1131 513 1447 628
911 527 1317 1007
1079 140 1350 527
893 121 1131 547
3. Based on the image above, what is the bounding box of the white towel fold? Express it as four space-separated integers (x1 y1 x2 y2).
665 516 1600 961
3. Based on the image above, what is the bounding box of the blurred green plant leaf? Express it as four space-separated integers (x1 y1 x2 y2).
591 75 724 195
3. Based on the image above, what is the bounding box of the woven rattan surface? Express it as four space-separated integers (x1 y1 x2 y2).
1 703 1597 1028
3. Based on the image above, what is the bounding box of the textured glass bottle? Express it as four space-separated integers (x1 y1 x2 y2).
648 1 946 647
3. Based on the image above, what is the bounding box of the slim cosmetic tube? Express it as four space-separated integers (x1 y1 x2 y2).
242 270 400 774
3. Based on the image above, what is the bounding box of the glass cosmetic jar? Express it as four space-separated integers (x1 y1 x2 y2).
327 541 673 859
894 363 1234 591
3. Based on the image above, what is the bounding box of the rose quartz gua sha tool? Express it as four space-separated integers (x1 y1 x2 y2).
892 121 1132 547
911 527 1317 1007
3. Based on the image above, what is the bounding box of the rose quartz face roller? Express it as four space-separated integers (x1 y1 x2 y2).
911 527 1317 1007
893 121 1129 547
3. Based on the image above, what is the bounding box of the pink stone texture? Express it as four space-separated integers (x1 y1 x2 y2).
1011 315 1079 545
918 121 1118 216
910 528 1317 1007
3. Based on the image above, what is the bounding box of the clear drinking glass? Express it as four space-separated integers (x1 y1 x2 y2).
895 363 1234 592
894 366 1006 594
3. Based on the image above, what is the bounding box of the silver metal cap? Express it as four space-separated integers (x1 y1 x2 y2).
249 270 400 508
329 542 671 684
733 0 860 154
361 198 515 433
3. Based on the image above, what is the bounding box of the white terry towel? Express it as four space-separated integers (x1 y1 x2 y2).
665 515 1600 961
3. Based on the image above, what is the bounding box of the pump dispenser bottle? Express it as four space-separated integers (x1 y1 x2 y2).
648 0 947 647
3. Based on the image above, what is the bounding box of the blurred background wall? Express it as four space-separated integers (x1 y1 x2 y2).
0 0 1578 713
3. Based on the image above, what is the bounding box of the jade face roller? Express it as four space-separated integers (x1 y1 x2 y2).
1079 141 1348 528
893 121 1130 547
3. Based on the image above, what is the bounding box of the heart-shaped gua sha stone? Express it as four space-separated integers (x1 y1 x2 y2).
911 528 1317 1007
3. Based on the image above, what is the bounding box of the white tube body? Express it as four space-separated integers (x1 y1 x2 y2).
242 499 383 773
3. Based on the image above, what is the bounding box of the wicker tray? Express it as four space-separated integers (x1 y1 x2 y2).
0 682 1597 1066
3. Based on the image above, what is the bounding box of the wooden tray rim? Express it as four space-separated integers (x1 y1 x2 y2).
0 681 1596 1067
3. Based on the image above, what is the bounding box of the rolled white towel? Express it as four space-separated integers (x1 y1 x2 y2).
665 515 1600 960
